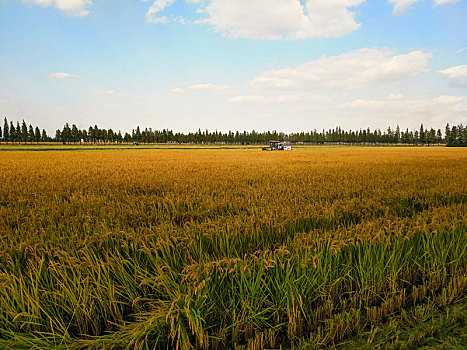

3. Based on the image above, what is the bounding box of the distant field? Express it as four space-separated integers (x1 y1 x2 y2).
0 143 262 151
0 148 466 349
0 142 444 152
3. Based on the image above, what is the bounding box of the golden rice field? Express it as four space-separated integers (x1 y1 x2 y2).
0 147 466 349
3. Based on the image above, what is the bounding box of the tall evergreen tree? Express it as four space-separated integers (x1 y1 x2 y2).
445 124 451 144
395 125 400 143
451 126 458 145
28 125 34 143
3 118 9 142
55 129 62 143
34 127 41 142
41 129 48 142
436 129 442 145
419 124 425 144
461 125 467 145
21 120 28 143
71 124 80 143
9 122 16 142
135 126 141 142
16 122 21 142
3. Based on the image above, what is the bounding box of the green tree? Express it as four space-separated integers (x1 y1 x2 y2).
55 129 62 143
16 122 21 142
427 128 436 145
436 129 442 145
9 122 16 142
21 120 28 143
451 126 458 145
71 124 80 143
135 126 141 142
419 124 425 144
34 127 41 142
445 124 451 145
41 129 48 142
461 125 467 145
28 125 34 143
3 118 8 142
81 129 87 143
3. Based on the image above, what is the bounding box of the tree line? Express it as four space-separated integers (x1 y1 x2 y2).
1 117 466 146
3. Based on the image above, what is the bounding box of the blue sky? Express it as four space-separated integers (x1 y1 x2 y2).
0 0 466 133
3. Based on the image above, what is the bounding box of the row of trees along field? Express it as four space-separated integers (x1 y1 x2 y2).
1 117 466 146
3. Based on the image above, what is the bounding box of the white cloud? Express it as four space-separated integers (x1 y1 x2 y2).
388 0 422 15
229 94 331 104
438 65 467 87
170 83 232 94
145 0 365 39
94 90 133 98
342 95 467 124
457 48 466 54
201 0 365 39
188 83 231 91
217 48 466 128
145 0 177 23
388 93 404 100
433 95 467 105
230 95 298 103
0 97 18 105
250 48 430 91
389 0 462 15
144 0 458 39
433 0 461 5
23 0 91 16
48 72 80 79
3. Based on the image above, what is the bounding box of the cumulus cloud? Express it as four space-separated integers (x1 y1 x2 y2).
433 0 461 5
94 90 133 98
220 48 467 127
250 48 430 91
0 97 18 105
144 0 459 38
170 83 232 94
388 93 404 100
23 0 91 16
145 0 365 39
388 0 422 15
48 72 80 79
200 0 365 39
433 95 467 106
438 65 467 87
431 95 467 115
172 87 186 93
229 94 331 104
188 83 231 91
145 0 178 23
230 95 298 103
389 0 462 15
341 95 467 125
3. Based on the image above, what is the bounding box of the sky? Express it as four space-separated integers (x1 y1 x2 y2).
0 0 466 134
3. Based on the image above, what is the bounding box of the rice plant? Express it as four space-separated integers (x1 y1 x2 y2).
0 147 466 349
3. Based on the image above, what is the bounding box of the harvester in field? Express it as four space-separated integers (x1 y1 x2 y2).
262 140 292 151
